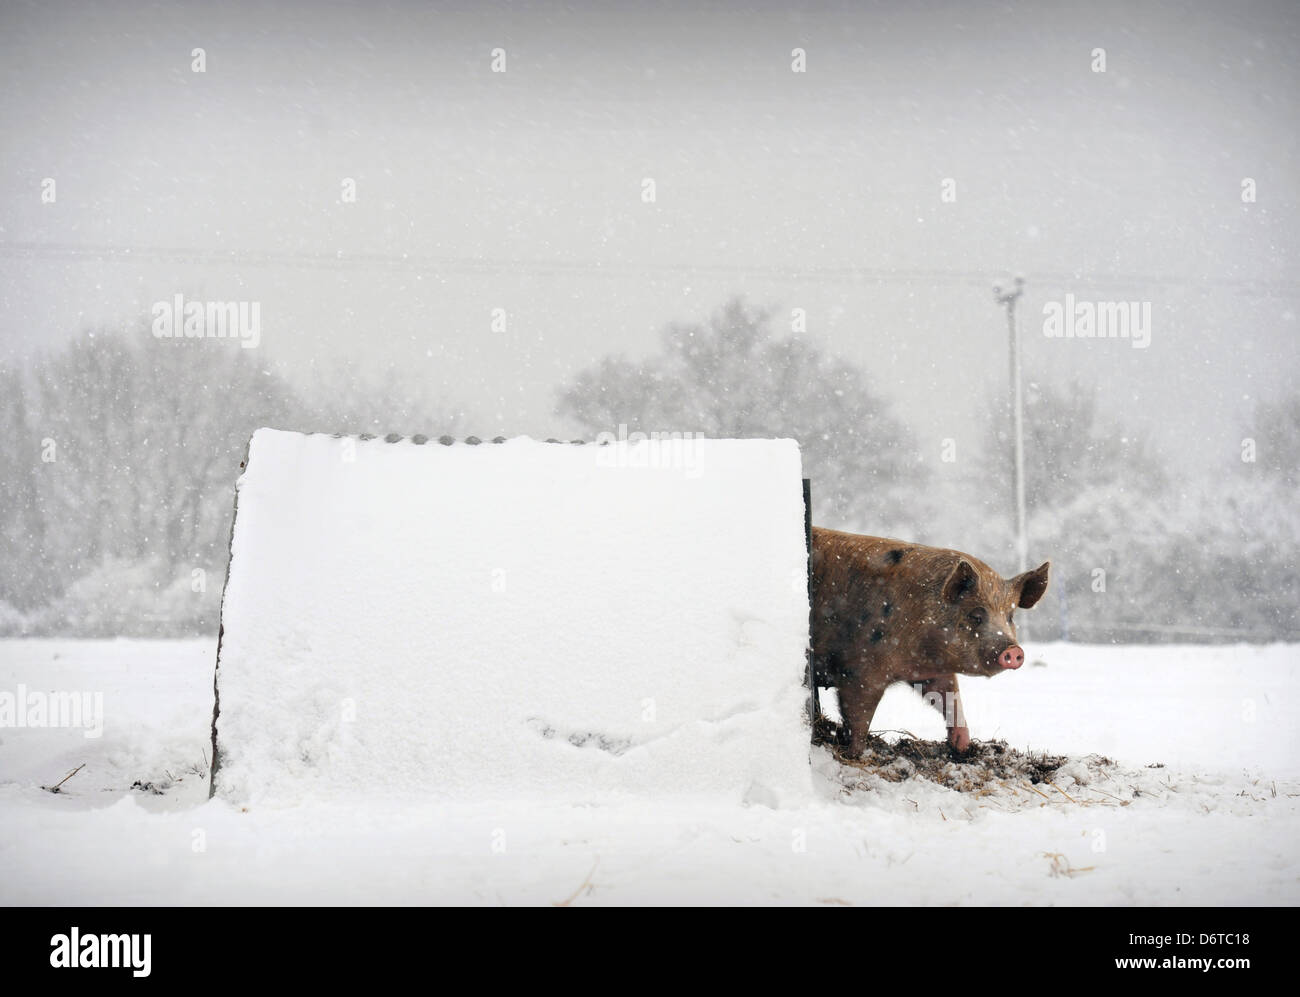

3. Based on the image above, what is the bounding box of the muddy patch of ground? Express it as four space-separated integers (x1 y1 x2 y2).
813 715 1077 793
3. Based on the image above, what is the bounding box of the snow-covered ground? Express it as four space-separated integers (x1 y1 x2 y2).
1 638 1297 905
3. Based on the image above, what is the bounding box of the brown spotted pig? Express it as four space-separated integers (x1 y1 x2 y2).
810 527 1050 755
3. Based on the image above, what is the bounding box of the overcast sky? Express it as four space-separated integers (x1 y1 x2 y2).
2 0 1296 474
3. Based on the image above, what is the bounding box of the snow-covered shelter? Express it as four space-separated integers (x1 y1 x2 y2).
209 430 813 806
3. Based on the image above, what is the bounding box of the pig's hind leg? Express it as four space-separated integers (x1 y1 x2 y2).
918 673 971 753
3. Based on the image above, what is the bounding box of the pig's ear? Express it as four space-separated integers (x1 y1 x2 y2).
1012 561 1050 608
942 559 979 603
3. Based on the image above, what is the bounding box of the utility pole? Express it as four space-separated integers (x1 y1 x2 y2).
993 275 1028 576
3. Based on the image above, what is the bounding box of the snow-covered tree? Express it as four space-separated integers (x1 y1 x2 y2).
557 296 928 534
11 327 297 633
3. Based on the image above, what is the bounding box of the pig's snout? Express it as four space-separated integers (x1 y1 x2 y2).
998 645 1025 670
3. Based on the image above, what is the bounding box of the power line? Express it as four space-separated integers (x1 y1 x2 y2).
2 241 1297 295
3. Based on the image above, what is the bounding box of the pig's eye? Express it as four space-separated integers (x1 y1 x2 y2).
967 608 988 627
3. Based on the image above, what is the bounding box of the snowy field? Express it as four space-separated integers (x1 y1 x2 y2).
1 638 1297 905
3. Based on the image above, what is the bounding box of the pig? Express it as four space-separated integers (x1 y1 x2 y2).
810 527 1050 756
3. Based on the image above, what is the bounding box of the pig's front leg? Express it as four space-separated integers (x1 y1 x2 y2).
837 675 889 758
918 673 970 752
